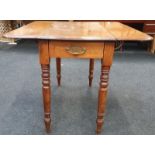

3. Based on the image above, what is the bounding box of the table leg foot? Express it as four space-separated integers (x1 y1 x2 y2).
88 59 94 87
44 113 51 133
56 58 61 86
96 113 104 134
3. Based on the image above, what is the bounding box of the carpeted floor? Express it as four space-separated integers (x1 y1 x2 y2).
0 40 155 135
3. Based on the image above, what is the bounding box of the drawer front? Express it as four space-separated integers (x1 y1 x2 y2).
143 21 155 34
49 41 104 59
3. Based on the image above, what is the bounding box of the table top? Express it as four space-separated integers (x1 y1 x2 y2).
4 21 152 41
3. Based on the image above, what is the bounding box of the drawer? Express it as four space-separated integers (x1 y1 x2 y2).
144 20 155 24
143 22 155 34
49 41 104 59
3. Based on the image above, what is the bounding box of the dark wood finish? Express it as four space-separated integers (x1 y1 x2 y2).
56 58 61 86
144 25 155 34
96 42 115 134
4 21 152 134
143 21 155 53
143 21 155 34
89 59 94 87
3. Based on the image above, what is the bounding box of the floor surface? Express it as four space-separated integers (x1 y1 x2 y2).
0 41 155 135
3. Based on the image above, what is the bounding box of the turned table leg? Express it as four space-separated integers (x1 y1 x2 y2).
96 42 115 134
41 64 51 132
39 40 51 133
56 58 61 86
96 65 110 134
88 59 94 87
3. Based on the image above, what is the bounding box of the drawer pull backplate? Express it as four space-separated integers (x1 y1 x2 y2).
65 46 86 55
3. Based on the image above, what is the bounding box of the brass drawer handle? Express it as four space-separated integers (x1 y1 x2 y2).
65 46 86 55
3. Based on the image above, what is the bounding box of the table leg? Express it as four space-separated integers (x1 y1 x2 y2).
56 58 61 86
41 64 51 133
88 59 94 87
39 40 51 133
96 42 115 134
150 35 155 54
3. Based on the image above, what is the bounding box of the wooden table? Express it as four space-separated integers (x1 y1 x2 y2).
4 21 152 134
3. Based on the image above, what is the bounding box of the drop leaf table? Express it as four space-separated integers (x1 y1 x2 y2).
4 21 152 134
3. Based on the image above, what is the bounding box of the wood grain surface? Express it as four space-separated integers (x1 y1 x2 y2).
4 21 153 41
